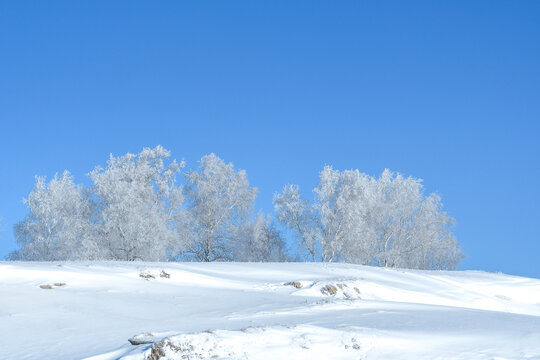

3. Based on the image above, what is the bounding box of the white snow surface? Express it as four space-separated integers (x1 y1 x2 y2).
0 262 538 360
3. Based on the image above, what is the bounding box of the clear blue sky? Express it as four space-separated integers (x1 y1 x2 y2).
1 1 538 277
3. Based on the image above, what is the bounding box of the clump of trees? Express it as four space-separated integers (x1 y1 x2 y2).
10 146 462 269
274 167 462 269
11 147 285 262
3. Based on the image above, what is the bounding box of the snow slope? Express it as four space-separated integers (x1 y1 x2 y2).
0 262 538 359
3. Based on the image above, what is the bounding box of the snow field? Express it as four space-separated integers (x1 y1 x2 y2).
0 262 538 359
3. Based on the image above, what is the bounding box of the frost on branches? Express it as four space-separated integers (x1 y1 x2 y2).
11 148 282 263
233 214 289 262
88 146 185 261
12 147 187 261
274 167 463 269
11 171 96 261
11 146 462 270
183 154 258 262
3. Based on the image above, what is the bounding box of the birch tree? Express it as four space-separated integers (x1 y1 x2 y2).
184 154 257 262
11 171 97 260
275 167 462 269
274 184 319 261
359 169 462 269
233 213 288 262
89 146 185 261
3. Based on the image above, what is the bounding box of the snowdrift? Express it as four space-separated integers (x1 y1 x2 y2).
0 262 538 359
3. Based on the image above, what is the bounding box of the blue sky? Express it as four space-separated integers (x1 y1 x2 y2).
0 1 538 277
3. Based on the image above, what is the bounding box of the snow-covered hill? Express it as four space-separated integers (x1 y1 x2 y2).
0 262 538 359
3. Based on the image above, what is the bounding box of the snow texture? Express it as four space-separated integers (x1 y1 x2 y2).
0 262 538 359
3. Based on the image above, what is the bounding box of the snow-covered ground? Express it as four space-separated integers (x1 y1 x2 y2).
0 262 538 359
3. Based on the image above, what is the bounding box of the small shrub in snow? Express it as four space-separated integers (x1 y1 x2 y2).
285 281 303 289
139 272 155 280
321 284 338 296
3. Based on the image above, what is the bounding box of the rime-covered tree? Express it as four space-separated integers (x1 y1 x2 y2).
89 146 185 261
314 166 376 263
184 154 257 262
11 171 97 260
10 146 461 268
380 190 461 270
275 167 462 269
273 184 319 261
354 169 462 269
274 169 370 263
233 214 288 262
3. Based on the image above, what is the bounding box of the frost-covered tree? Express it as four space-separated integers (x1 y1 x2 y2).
275 167 462 269
314 166 375 263
382 191 461 270
273 184 319 261
11 171 97 260
274 169 370 262
184 154 257 262
354 169 462 269
233 214 288 262
89 146 185 261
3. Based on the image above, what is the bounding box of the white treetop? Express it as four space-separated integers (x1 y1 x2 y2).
88 146 185 261
273 184 319 261
11 146 461 269
184 154 257 262
274 167 462 269
12 171 96 260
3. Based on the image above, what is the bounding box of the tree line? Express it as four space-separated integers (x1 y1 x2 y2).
8 146 463 269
